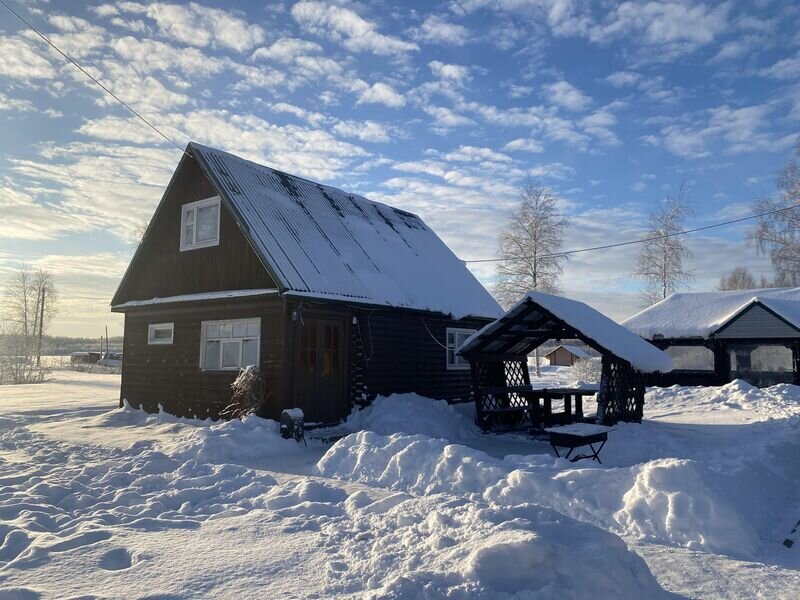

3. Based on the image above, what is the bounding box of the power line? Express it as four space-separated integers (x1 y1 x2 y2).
0 0 188 155
464 203 800 264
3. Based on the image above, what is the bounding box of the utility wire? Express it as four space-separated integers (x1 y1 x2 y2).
464 203 800 263
0 0 188 155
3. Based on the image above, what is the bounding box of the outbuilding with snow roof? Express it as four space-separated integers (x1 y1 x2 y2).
111 143 502 423
623 288 800 387
459 291 672 429
544 344 593 366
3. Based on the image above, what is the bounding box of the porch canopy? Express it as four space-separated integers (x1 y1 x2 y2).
459 291 672 429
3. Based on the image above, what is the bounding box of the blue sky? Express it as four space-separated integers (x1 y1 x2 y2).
1 0 799 336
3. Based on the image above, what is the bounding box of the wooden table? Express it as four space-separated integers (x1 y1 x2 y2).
477 386 598 430
546 423 612 463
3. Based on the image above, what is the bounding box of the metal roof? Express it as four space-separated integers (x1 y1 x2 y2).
189 143 502 319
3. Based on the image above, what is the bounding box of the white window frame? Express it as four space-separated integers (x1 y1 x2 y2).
180 196 221 252
200 318 261 371
148 322 174 345
446 327 476 370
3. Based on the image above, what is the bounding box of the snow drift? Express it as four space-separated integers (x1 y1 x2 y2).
318 431 762 557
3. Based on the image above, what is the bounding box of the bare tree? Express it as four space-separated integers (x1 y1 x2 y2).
749 142 800 286
494 180 568 307
634 185 694 306
494 180 568 376
1 264 57 384
718 267 757 291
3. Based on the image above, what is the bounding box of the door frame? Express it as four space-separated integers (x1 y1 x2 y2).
289 307 352 423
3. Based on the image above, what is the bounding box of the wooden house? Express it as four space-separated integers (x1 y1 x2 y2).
623 288 800 387
111 143 502 423
543 344 591 366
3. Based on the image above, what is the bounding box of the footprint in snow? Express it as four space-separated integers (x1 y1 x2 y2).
99 547 135 571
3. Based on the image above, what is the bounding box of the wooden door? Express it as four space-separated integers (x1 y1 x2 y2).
293 318 348 423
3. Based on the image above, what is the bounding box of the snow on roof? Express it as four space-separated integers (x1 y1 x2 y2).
547 344 591 359
622 287 800 339
189 143 502 320
111 288 280 310
461 291 672 373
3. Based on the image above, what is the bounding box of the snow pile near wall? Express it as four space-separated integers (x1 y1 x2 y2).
341 393 480 441
86 401 312 462
318 432 763 558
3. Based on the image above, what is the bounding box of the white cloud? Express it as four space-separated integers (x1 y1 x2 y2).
415 15 469 46
0 36 57 80
269 102 327 126
429 61 470 84
332 120 391 143
0 93 34 112
46 15 107 59
761 53 800 80
357 82 406 108
503 138 544 153
604 71 640 87
291 1 418 56
443 145 513 163
115 2 265 52
647 103 796 158
110 36 224 77
544 80 591 111
422 105 476 129
251 37 323 62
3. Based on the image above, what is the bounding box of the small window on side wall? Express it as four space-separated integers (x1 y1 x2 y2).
180 196 220 251
446 327 475 370
148 323 174 345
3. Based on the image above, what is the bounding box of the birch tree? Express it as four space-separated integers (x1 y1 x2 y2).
749 142 800 286
718 267 757 291
634 186 694 306
494 180 568 307
495 181 568 376
1 265 57 383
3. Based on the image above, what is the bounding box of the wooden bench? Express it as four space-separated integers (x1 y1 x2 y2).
546 423 612 463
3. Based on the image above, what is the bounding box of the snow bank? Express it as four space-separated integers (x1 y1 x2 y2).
341 393 480 441
318 431 763 557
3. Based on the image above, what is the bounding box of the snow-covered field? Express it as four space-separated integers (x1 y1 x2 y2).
0 371 799 598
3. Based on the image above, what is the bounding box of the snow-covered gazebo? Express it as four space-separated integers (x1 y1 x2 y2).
459 292 672 429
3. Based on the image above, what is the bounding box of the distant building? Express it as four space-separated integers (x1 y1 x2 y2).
623 288 800 387
543 344 591 366
111 143 502 423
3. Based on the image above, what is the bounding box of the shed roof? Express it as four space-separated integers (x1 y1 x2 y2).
546 344 591 359
460 291 672 373
622 287 800 339
188 143 502 319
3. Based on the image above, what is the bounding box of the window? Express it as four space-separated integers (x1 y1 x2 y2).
180 196 220 251
148 322 174 345
446 327 475 370
200 318 260 371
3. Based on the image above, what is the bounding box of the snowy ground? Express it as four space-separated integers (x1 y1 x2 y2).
0 370 799 598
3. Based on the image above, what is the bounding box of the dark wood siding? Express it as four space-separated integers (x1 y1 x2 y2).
120 296 286 419
715 303 800 339
113 156 275 305
355 309 490 402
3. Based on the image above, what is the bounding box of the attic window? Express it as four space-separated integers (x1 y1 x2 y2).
180 196 220 251
446 327 476 370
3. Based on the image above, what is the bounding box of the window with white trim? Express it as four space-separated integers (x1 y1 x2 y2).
180 196 220 251
200 318 260 371
148 322 174 345
446 327 475 370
